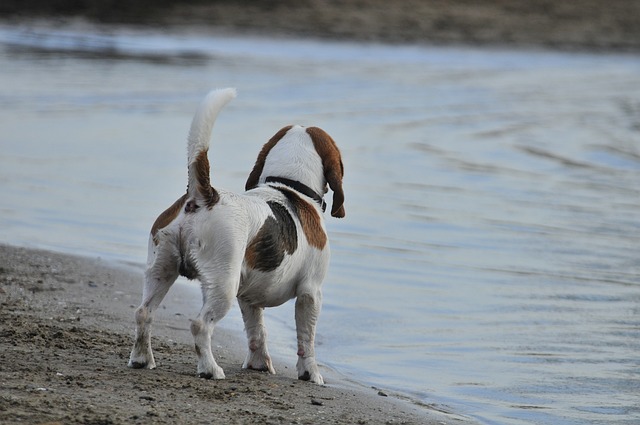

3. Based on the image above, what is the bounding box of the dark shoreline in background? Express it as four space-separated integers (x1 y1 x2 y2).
1 0 640 52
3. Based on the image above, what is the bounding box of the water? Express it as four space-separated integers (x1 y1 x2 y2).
1 23 639 425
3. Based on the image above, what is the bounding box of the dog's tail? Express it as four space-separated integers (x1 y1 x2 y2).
186 88 237 206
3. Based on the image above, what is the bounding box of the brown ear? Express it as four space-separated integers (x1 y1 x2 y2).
245 125 293 191
306 127 345 218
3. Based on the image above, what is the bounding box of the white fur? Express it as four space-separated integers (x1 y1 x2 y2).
187 88 236 165
128 89 336 385
187 88 236 199
257 125 326 196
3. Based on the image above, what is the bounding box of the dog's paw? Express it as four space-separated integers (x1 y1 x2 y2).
128 360 152 369
128 353 156 370
198 364 225 380
243 350 276 374
296 357 324 385
298 370 324 385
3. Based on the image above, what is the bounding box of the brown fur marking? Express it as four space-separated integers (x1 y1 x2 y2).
245 125 293 191
151 194 188 245
245 201 298 272
277 188 327 250
306 126 346 218
194 150 219 209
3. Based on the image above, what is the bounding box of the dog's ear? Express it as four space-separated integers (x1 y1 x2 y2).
246 125 293 191
307 127 345 218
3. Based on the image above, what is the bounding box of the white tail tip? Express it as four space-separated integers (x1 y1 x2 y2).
187 87 237 164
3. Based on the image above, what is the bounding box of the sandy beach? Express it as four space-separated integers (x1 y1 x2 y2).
0 244 466 424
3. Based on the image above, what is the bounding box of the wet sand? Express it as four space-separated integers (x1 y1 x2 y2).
0 244 466 424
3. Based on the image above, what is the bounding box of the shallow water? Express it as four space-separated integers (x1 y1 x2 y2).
1 23 639 425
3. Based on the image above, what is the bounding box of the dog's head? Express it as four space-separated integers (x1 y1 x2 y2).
245 125 345 218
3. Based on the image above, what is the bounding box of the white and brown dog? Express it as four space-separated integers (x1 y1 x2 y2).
128 88 345 384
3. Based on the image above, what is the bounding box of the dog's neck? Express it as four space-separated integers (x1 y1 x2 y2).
265 176 327 212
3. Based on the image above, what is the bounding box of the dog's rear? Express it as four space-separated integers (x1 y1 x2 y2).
129 89 236 373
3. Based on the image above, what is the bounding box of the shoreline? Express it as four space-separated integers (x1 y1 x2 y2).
1 0 640 52
0 243 470 424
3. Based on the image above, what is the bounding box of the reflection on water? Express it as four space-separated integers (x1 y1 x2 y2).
1 24 639 425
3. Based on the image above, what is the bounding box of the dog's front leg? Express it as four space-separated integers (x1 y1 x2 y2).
239 299 276 374
295 289 324 384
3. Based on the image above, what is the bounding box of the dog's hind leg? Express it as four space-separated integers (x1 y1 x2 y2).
239 299 276 374
190 264 239 379
295 288 324 384
128 241 179 370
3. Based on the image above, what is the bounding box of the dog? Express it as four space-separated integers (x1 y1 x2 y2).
128 88 345 385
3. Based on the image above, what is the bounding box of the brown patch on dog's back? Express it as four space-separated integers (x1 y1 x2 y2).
151 194 188 245
276 188 327 250
245 201 298 272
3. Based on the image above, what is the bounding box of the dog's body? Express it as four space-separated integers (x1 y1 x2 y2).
128 89 344 384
